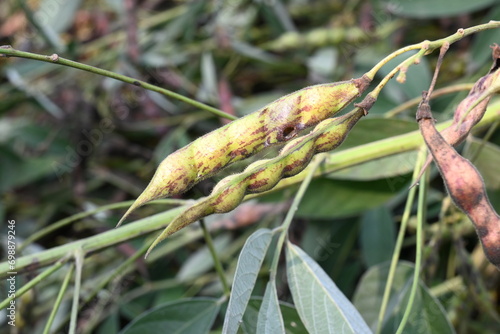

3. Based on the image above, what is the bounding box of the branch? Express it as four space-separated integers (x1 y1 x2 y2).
0 46 237 121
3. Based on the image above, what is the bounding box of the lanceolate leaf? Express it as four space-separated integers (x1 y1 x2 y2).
352 262 454 334
256 282 285 334
286 242 371 334
360 206 396 267
222 228 273 334
119 298 220 334
242 298 308 334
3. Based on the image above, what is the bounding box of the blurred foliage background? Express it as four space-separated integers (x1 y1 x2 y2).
1 0 500 333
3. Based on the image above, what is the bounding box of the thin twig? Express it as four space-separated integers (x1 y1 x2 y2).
0 47 237 121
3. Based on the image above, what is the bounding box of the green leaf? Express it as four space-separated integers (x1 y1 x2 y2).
297 177 409 219
330 151 417 181
222 228 273 334
38 0 83 33
384 0 497 18
463 138 500 190
198 52 218 103
286 242 371 334
339 117 418 150
0 146 65 192
119 298 220 334
470 6 500 68
307 47 338 79
360 207 396 267
242 298 308 334
352 261 455 334
257 282 285 334
231 40 279 64
97 312 119 334
177 234 232 281
375 50 431 103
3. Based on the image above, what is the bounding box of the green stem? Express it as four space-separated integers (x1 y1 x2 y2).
429 276 464 297
365 21 500 80
395 166 427 334
69 249 84 334
469 120 500 162
43 263 75 334
368 47 428 103
0 257 69 309
456 79 500 128
52 230 205 333
199 219 230 295
375 147 426 334
270 156 324 280
0 205 188 278
0 47 237 121
384 84 474 118
19 199 186 251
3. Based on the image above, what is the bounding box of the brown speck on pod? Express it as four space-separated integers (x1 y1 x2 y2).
118 75 372 229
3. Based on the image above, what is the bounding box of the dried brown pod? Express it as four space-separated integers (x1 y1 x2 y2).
417 98 500 270
415 44 500 181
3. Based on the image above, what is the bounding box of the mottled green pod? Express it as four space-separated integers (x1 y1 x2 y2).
145 108 365 256
118 76 371 226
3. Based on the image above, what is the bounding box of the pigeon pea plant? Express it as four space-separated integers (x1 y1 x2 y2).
1 20 500 334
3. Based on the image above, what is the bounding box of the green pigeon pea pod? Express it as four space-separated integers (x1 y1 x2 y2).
145 107 365 257
117 75 371 226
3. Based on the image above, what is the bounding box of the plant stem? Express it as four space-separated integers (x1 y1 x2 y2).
43 263 75 334
51 230 205 333
384 84 474 118
365 21 500 80
0 205 188 278
270 156 324 280
367 47 428 101
469 120 500 162
395 164 427 334
199 219 230 295
0 257 69 309
19 199 186 251
69 249 84 334
0 47 237 121
375 147 426 334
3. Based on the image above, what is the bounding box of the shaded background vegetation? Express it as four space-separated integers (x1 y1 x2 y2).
1 0 500 333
